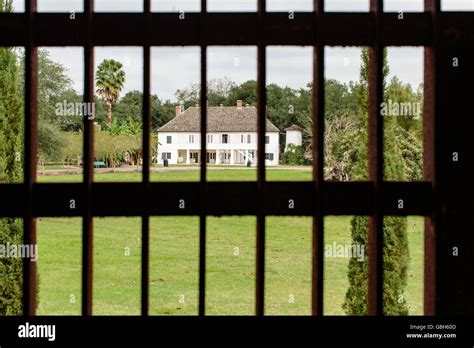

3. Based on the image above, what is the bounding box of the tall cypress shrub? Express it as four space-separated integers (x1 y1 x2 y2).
342 48 410 315
0 0 24 315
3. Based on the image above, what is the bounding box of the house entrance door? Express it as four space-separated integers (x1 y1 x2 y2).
206 151 216 164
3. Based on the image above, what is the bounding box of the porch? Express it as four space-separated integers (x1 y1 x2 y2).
177 149 256 165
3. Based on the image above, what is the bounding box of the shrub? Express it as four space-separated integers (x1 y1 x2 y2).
343 48 410 315
282 144 310 165
0 36 24 315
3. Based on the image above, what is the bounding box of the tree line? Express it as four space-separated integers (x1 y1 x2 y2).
24 49 422 181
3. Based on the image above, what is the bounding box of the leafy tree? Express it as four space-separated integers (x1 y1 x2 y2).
151 96 175 129
37 121 67 163
0 0 24 315
323 115 359 180
175 78 237 107
50 89 83 132
113 90 143 125
324 79 359 120
175 83 200 108
227 79 256 106
18 49 74 161
386 77 423 181
95 59 125 125
266 84 300 129
61 132 82 165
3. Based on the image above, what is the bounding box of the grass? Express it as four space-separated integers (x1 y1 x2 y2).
37 168 312 183
35 169 423 316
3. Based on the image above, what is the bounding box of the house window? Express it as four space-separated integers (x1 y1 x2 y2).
241 134 244 143
162 152 171 160
247 134 251 143
265 135 270 144
222 134 229 144
208 134 213 143
167 136 172 144
189 134 194 143
265 153 274 161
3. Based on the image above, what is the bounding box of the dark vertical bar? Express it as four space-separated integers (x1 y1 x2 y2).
311 0 324 316
368 0 384 316
82 0 94 316
198 0 208 316
141 0 151 316
256 0 266 316
423 0 440 316
23 0 38 316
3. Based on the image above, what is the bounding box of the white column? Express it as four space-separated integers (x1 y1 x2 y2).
185 150 189 164
216 150 220 164
245 149 248 163
230 150 235 164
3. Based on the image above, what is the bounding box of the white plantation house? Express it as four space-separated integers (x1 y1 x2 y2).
157 100 281 165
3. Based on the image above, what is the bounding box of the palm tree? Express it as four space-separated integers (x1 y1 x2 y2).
95 59 125 126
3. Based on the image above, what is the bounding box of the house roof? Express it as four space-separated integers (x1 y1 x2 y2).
285 124 304 132
157 106 280 133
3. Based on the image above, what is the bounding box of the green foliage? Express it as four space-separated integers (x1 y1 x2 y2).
396 127 423 181
113 90 143 124
343 47 410 316
61 132 82 165
18 50 73 123
324 115 360 180
227 80 256 106
106 117 141 136
0 0 24 315
96 59 125 125
38 121 67 163
50 89 84 132
0 218 23 315
385 77 423 181
18 49 76 161
93 91 176 131
0 52 22 182
343 216 409 315
282 144 309 165
151 97 175 129
93 127 141 168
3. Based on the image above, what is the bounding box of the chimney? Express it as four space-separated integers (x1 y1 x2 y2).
175 105 182 117
237 100 243 109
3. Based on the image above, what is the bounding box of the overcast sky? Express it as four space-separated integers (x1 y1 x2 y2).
10 0 473 101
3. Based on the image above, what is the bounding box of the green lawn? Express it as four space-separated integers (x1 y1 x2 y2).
37 168 312 183
35 169 423 316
